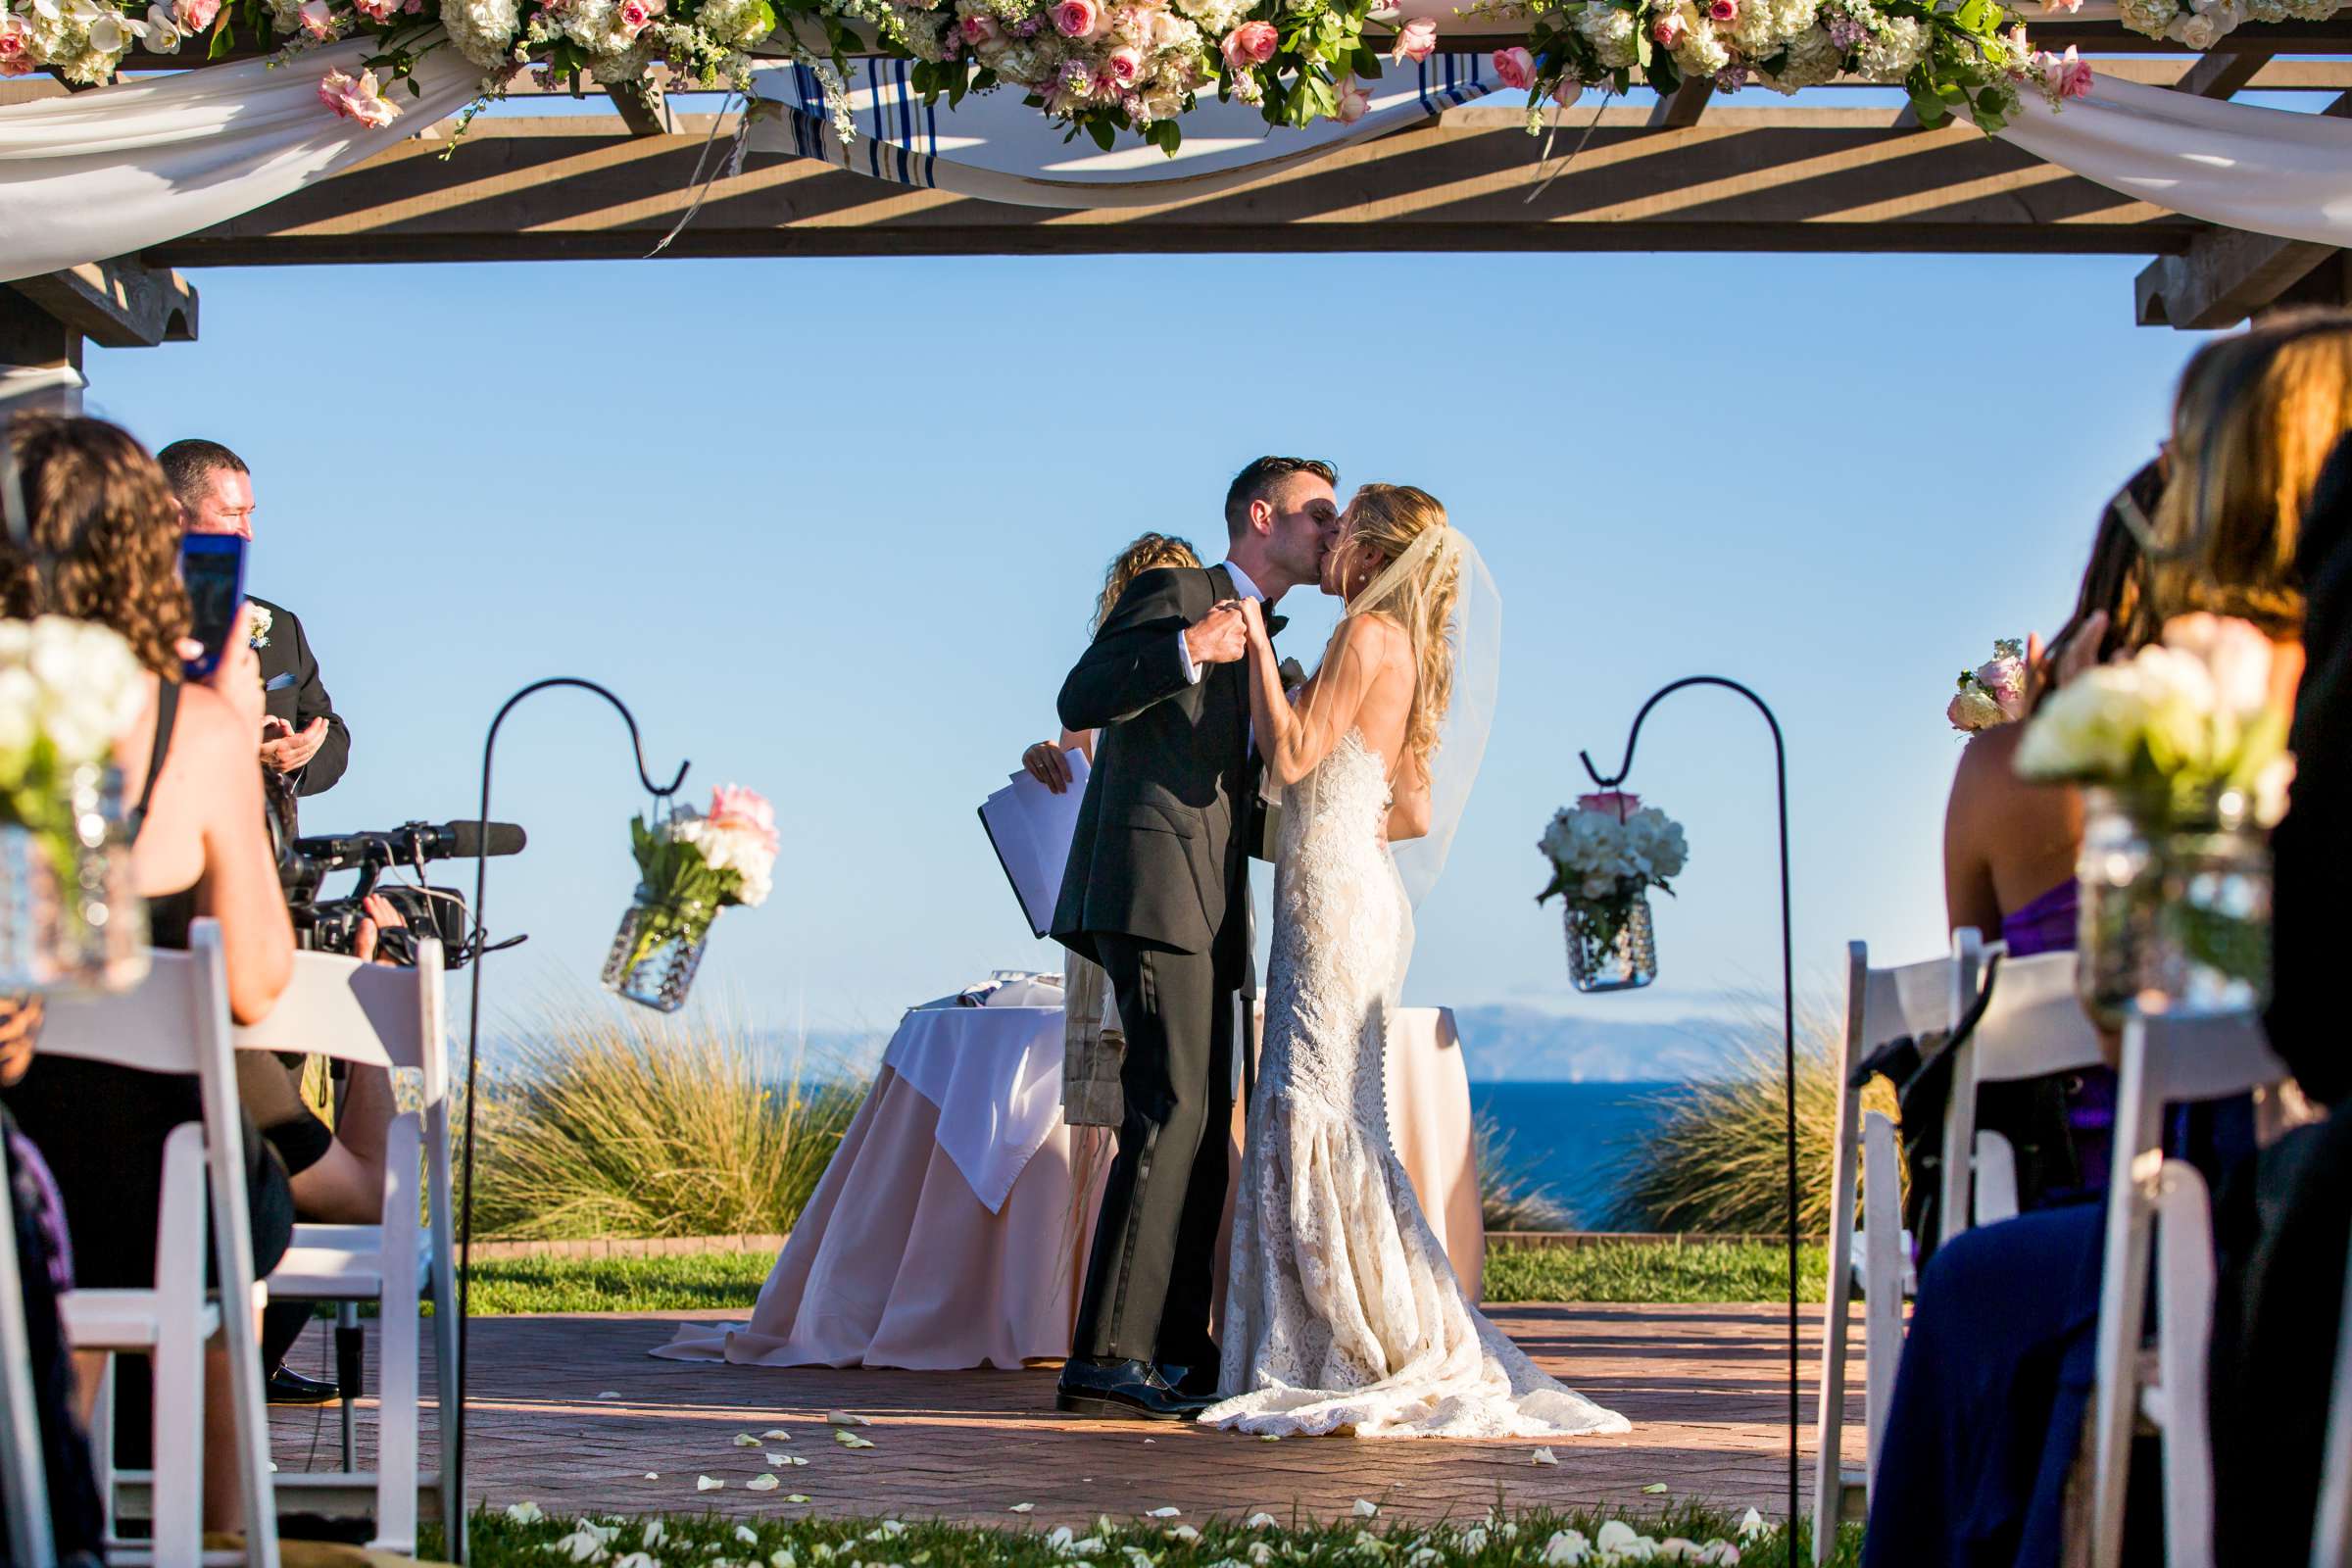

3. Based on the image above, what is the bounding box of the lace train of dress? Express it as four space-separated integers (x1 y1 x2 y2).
1201 731 1630 1441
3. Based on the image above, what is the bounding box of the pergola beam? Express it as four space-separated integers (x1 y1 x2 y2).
141 106 2203 267
2174 46 2272 96
1649 79 1714 128
5 257 199 348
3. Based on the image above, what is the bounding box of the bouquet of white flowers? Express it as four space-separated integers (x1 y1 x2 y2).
605 782 779 1010
1947 638 2029 732
1537 792 1689 992
1 615 152 989
2015 613 2292 825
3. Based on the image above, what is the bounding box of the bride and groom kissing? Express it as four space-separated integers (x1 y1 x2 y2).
1049 457 1630 1442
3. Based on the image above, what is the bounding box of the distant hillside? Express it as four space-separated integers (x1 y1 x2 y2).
1448 1004 1753 1083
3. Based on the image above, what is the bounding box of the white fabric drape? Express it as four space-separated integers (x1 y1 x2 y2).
1993 75 2352 249
0 35 479 284
749 53 1492 209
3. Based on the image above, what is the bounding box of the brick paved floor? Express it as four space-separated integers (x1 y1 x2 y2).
271 1304 1867 1528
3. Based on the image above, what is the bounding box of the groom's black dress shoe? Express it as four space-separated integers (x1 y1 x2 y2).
1160 1361 1220 1399
1055 1357 1216 1421
267 1367 341 1405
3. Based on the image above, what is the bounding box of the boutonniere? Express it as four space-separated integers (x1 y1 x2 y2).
246 604 273 651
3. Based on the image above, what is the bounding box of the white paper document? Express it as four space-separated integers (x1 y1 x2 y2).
979 749 1090 940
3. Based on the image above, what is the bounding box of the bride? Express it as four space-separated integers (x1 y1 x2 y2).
1202 484 1630 1442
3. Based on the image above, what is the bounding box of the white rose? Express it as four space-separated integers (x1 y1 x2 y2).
2172 9 2219 44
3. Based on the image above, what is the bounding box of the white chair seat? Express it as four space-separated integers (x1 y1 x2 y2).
61 1292 223 1351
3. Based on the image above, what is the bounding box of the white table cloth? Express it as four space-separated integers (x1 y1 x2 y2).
656 991 1484 1370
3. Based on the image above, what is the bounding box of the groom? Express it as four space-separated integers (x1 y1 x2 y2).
1051 456 1340 1420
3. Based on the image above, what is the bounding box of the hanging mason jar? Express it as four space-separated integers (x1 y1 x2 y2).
601 883 713 1012
1564 889 1656 994
2077 784 2269 1026
0 762 149 994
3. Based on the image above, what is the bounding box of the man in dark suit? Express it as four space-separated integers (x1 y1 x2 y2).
157 439 350 803
1051 456 1340 1419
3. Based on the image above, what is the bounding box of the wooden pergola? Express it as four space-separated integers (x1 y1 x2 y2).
4 16 2350 382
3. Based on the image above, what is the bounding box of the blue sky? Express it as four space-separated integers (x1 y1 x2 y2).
84 250 2209 1070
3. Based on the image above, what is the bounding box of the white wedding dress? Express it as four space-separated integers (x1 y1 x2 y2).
1200 729 1631 1441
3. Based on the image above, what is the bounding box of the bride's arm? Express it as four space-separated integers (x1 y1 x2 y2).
1246 609 1395 788
1386 750 1432 842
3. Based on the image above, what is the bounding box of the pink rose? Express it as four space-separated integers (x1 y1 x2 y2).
619 0 657 31
317 66 399 127
1104 43 1143 82
2053 43 2091 96
1578 791 1642 818
174 0 220 27
708 784 780 853
296 0 335 37
1705 0 1736 21
1219 18 1276 69
1334 72 1371 120
1053 0 1102 36
1388 14 1435 62
353 0 397 22
1550 76 1581 105
960 13 998 41
1492 44 1534 89
0 52 32 74
0 21 25 57
1650 10 1684 45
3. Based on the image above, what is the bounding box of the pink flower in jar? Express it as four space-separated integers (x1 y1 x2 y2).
174 0 220 28
960 13 999 41
1053 0 1102 36
1104 42 1143 82
1577 791 1642 819
1492 44 1534 88
1333 72 1371 120
1388 14 1436 62
1220 18 1276 69
708 784 780 853
1650 9 1684 45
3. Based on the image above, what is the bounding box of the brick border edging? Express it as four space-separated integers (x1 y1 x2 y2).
466 1229 1818 1260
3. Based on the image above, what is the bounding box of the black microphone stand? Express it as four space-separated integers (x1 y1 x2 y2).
1578 676 1801 1538
449 679 688 1565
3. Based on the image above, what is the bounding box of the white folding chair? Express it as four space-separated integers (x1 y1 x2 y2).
232 940 456 1558
0 1132 57 1568
1812 940 1954 1560
1937 942 2107 1236
2315 1231 2352 1568
2090 1010 2291 1568
36 921 280 1568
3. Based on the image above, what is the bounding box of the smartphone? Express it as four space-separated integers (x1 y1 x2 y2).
178 533 246 681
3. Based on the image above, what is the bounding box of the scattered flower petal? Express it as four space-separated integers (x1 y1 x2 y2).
596 1391 621 1399
761 1430 792 1441
786 1494 811 1504
1739 1510 1767 1540
1145 1507 1181 1519
1642 1482 1671 1494
1246 1515 1279 1531
1529 1446 1558 1466
1352 1500 1378 1518
748 1474 781 1493
824 1411 871 1426
1009 1504 1035 1514
645 1473 659 1482
506 1501 545 1524
645 1522 665 1548
735 1433 764 1446
698 1475 724 1492
737 1527 760 1545
834 1431 875 1449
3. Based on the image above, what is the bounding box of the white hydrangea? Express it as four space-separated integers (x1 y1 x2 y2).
1670 18 1731 75
1729 0 1816 56
2116 0 2179 35
443 0 522 70
1573 2 1640 67
0 616 149 770
665 813 777 906
1761 20 1841 88
1853 12 1923 78
697 0 776 41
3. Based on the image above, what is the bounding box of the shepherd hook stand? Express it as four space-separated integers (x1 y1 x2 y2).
452 679 690 1565
1580 676 1800 1533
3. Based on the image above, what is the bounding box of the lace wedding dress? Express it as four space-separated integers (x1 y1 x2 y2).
1200 730 1632 1441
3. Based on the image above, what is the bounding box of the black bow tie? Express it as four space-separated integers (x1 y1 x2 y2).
1264 611 1288 637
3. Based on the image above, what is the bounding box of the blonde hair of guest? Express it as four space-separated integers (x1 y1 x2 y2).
1093 531 1200 634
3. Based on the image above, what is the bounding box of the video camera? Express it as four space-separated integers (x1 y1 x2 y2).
277 819 526 968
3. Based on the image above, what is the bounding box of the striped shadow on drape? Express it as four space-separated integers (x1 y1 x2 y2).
748 53 1491 209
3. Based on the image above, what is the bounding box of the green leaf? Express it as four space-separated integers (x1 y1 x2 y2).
1086 115 1116 149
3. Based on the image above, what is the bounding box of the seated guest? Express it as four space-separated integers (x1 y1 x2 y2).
1865 311 2351 1568
2207 430 2352 1566
1940 464 2154 1206
0 414 296 1535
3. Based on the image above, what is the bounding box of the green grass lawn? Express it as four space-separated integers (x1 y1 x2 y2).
448 1242 1833 1316
440 1503 1858 1567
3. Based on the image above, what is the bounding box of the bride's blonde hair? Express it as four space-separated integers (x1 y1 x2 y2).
1345 483 1462 771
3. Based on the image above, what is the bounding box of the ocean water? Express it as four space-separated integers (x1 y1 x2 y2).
1467 1080 1693 1230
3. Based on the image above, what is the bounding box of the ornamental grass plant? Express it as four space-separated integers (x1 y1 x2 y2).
1475 1111 1572 1233
1602 1004 1897 1238
466 998 863 1242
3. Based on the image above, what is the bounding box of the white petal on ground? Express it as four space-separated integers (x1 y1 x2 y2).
1352 1500 1378 1518
785 1494 811 1504
762 1430 793 1441
505 1501 545 1524
748 1475 781 1493
596 1392 621 1399
1642 1482 1670 1494
1145 1507 1180 1519
824 1411 871 1427
644 1522 665 1548
834 1432 875 1449
737 1527 760 1544
1245 1514 1279 1530
697 1476 724 1492
1008 1504 1035 1514
1531 1447 1558 1466
735 1434 764 1447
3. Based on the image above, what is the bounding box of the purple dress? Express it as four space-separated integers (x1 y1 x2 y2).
2001 880 2117 1202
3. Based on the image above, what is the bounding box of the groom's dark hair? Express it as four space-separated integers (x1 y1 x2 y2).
1225 456 1338 536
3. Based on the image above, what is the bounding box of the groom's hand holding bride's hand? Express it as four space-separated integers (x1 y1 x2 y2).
1185 601 1252 668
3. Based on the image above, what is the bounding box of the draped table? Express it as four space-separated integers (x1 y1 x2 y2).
656 997 1483 1371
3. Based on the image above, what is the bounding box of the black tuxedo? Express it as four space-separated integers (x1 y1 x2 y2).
1052 564 1270 1367
249 596 349 799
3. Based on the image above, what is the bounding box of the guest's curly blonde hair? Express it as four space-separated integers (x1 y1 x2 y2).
1343 483 1461 771
3 414 191 676
1094 531 1200 634
2137 310 2352 644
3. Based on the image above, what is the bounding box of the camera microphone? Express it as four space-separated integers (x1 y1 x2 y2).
293 820 528 872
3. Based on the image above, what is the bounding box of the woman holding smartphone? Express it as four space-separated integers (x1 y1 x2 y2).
1 413 296 1536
